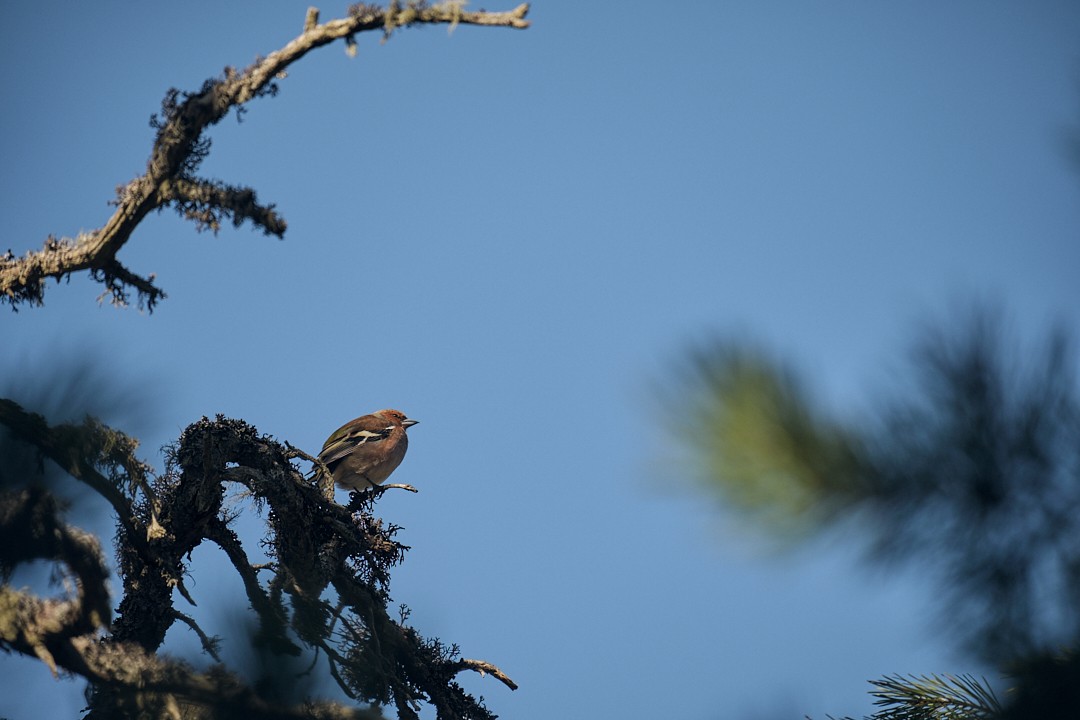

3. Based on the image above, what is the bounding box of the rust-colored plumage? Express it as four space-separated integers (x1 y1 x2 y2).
318 409 418 490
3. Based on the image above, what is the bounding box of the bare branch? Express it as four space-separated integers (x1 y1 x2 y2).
1 2 529 311
450 658 519 691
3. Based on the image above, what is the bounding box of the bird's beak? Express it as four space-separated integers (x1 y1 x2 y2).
403 418 419 428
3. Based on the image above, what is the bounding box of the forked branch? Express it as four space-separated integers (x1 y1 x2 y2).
0 2 529 311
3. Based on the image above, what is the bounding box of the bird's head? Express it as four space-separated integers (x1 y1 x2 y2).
375 409 419 428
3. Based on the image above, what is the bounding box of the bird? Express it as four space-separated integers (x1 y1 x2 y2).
317 409 418 491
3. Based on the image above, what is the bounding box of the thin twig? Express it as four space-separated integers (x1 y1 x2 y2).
172 609 223 662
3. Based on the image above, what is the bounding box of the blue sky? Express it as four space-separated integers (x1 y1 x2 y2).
2 2 1079 718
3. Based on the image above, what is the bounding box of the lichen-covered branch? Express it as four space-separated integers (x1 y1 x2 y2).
161 177 288 235
2 412 515 718
0 1 529 311
0 486 112 674
0 398 161 547
160 416 516 720
73 634 384 720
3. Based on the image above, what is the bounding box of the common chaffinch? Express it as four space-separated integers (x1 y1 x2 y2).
318 409 418 491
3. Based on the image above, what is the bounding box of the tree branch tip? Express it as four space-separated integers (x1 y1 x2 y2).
146 516 167 541
32 643 60 678
173 577 198 607
456 658 518 690
173 609 224 662
163 695 183 720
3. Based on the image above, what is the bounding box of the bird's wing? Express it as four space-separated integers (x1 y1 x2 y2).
319 421 395 464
